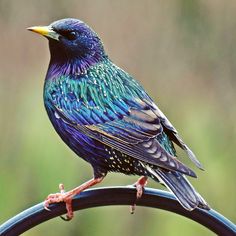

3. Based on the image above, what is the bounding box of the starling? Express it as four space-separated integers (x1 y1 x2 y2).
28 18 209 220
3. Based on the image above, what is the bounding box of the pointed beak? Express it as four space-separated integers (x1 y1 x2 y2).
27 26 60 41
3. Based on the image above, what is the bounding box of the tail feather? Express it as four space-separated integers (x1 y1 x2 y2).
145 165 210 211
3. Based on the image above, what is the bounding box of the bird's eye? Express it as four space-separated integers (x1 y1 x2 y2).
60 31 77 41
67 31 77 40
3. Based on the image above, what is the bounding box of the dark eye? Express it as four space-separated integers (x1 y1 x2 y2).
60 31 77 40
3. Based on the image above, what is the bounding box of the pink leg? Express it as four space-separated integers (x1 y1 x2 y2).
44 177 104 220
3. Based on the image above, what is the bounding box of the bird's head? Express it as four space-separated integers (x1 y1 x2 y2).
28 18 106 74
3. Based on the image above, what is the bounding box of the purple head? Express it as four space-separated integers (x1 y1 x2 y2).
28 18 107 77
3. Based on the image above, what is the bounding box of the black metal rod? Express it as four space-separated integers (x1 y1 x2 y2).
0 187 235 236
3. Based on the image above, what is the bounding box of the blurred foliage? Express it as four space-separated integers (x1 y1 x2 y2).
0 0 235 235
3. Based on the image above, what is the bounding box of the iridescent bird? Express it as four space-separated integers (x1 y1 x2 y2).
28 18 209 220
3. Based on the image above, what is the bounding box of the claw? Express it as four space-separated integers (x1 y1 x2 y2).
44 204 51 211
60 215 71 221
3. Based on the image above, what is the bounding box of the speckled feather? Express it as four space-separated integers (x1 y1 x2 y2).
41 18 208 210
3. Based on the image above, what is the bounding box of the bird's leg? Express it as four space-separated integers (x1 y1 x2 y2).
44 177 104 221
130 176 148 214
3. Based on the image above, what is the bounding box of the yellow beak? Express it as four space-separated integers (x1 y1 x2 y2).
27 26 60 41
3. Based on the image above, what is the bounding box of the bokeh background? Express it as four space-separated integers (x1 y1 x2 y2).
0 1 235 235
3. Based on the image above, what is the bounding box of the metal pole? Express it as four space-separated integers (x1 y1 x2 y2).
0 187 235 236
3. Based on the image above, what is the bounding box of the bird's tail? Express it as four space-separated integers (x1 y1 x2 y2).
145 165 210 210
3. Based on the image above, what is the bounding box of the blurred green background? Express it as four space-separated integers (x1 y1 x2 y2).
0 0 235 235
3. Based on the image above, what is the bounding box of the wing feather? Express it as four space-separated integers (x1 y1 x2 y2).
52 103 197 177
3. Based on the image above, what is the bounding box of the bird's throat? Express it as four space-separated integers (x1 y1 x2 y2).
46 54 107 80
46 39 107 80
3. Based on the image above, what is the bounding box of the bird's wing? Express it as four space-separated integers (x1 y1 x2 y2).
49 94 197 177
143 99 203 169
45 63 202 176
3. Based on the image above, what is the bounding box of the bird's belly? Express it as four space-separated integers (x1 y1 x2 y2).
46 107 104 163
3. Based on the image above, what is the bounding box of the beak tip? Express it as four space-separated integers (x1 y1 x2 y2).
27 27 34 31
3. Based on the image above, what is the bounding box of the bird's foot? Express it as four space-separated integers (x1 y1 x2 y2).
130 176 148 214
44 177 104 221
44 183 75 220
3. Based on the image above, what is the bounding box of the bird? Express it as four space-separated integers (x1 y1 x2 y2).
28 18 209 220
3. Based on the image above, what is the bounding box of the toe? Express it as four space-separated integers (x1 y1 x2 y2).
136 184 143 199
65 198 74 219
130 204 136 214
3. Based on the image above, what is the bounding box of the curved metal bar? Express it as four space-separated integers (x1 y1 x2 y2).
0 187 235 236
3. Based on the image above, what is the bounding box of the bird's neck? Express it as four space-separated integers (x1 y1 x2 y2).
46 52 108 80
